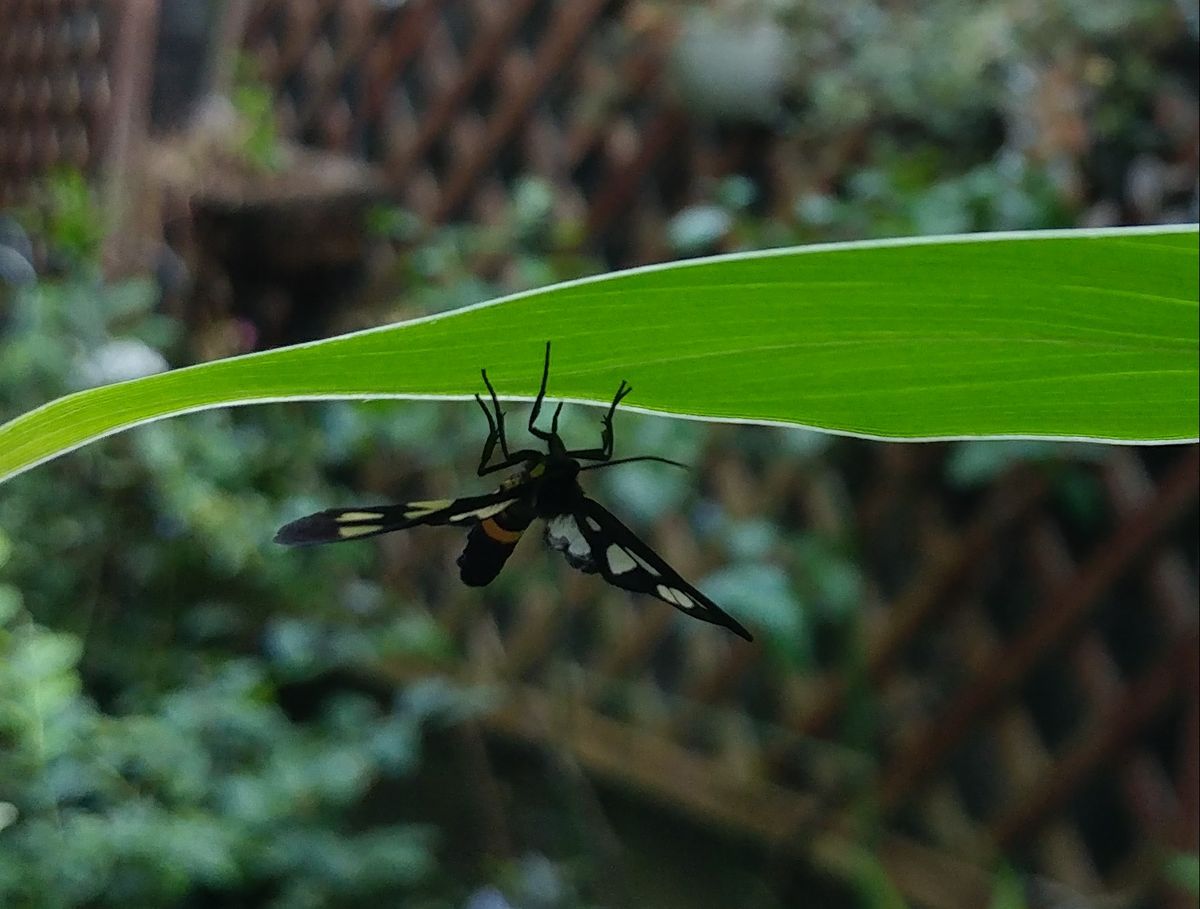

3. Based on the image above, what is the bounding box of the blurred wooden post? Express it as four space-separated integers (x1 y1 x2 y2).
102 0 161 276
209 0 253 98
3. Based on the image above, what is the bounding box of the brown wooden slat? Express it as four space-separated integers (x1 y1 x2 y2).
99 0 159 273
562 42 663 172
244 0 287 39
495 585 564 679
362 0 446 123
995 708 1102 889
1104 448 1198 633
798 468 1048 738
1177 656 1199 851
990 625 1198 848
481 681 993 909
1025 517 1187 845
594 602 675 680
585 107 686 240
434 0 610 221
1170 658 1200 909
274 0 322 74
391 0 536 177
286 2 374 147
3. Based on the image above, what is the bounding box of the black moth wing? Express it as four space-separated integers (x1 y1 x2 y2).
275 489 522 546
567 496 753 641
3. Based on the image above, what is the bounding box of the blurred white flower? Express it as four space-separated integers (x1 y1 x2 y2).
74 339 169 387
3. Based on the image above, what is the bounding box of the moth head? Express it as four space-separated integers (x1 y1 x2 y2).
537 452 581 483
499 463 538 490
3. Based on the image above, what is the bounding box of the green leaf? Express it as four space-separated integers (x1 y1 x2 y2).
1 227 1196 485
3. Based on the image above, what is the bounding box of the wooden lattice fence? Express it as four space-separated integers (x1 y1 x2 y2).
0 0 115 205
240 0 782 264
401 437 1197 909
0 0 162 217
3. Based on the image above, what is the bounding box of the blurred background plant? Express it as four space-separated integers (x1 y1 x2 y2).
0 0 1196 906
0 175 501 907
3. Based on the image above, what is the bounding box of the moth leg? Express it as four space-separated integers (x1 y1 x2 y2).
567 379 631 461
473 396 501 475
528 341 554 441
477 450 541 476
475 355 544 475
475 369 541 475
472 367 514 475
480 369 512 456
601 380 632 459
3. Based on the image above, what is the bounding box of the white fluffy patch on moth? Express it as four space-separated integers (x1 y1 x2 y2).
546 515 594 570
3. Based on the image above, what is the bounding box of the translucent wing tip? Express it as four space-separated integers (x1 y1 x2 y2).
274 512 341 546
720 613 754 642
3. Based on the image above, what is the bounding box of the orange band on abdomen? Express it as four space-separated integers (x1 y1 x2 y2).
481 517 524 544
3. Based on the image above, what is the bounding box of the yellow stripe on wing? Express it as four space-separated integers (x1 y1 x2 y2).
403 499 454 519
338 524 382 539
336 511 386 522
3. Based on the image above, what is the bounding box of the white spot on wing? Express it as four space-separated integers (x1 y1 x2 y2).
630 550 658 575
606 544 637 574
656 584 695 610
586 517 601 531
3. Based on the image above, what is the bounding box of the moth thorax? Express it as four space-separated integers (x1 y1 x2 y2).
499 469 531 490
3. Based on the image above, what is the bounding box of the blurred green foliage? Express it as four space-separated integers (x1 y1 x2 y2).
363 175 598 322
671 144 1070 258
0 594 439 906
232 57 285 173
0 173 490 908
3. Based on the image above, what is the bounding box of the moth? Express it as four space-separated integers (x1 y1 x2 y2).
275 342 752 641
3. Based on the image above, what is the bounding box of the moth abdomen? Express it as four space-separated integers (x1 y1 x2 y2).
457 506 534 586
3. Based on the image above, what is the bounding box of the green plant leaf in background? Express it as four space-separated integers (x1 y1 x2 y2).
1 226 1196 486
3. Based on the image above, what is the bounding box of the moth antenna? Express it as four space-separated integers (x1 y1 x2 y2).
580 455 691 471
